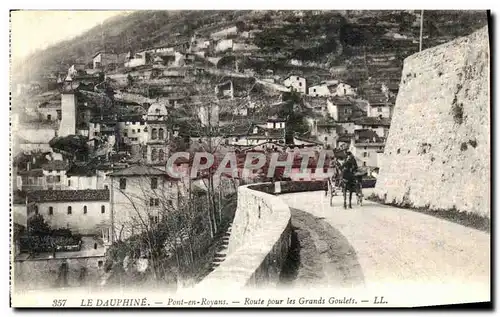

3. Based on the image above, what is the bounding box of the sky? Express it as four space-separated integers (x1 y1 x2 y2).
10 11 131 60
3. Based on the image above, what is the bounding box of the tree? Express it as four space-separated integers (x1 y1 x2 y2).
49 135 89 161
27 213 51 236
107 170 237 288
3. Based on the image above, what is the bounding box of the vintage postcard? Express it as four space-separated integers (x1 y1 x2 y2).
9 9 491 308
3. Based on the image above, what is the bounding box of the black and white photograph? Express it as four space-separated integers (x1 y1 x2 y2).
8 9 491 308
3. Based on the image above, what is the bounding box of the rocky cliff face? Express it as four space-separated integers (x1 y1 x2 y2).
374 25 490 217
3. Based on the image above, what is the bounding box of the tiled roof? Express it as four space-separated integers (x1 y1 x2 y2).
329 97 353 106
41 160 69 171
109 165 168 177
337 134 353 143
27 189 110 203
294 135 323 146
18 169 44 177
355 116 391 126
366 93 389 105
354 129 385 143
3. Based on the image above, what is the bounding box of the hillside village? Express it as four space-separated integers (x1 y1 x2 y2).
11 10 487 290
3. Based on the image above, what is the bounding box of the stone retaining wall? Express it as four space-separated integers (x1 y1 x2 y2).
13 255 105 291
194 184 292 290
375 25 490 218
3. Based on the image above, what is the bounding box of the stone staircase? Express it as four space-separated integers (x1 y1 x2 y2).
209 224 232 272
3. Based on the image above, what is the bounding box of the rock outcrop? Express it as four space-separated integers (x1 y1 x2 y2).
374 25 490 218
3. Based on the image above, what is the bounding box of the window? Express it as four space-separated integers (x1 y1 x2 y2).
324 136 328 141
119 178 127 189
151 149 158 161
140 122 145 126
363 152 368 157
364 146 367 150
132 129 135 134
344 108 349 114
49 206 53 215
150 198 154 206
167 199 173 207
104 185 109 190
83 206 87 214
34 205 39 215
47 175 54 183
98 261 103 268
155 108 161 114
313 88 316 92
155 198 160 206
158 128 164 140
363 162 367 167
378 107 382 112
299 82 302 87
159 149 165 161
152 128 158 140
67 206 72 215
47 114 52 121
101 205 105 214
296 76 300 80
151 177 158 189
55 175 61 182
57 110 62 120
68 180 71 186
138 129 141 133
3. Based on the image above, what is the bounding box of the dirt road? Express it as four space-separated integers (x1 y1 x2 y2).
279 190 490 302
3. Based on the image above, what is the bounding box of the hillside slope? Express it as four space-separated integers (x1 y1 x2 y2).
13 10 488 92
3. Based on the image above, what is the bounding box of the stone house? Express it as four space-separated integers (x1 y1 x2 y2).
366 93 394 118
92 52 125 70
349 129 385 169
354 116 391 138
42 160 69 190
283 75 307 94
308 80 357 97
109 165 185 241
26 189 111 238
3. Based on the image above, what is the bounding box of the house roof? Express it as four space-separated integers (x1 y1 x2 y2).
284 73 305 81
366 93 389 105
337 134 354 143
294 135 323 146
41 160 69 171
109 165 168 177
329 97 353 106
355 116 391 126
27 189 110 203
354 129 385 143
247 129 285 140
18 169 44 177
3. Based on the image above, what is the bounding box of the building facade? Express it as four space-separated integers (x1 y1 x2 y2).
27 189 111 237
146 103 169 165
109 165 184 241
283 75 307 94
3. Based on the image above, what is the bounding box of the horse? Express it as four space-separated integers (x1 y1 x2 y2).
325 161 342 206
341 169 365 209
